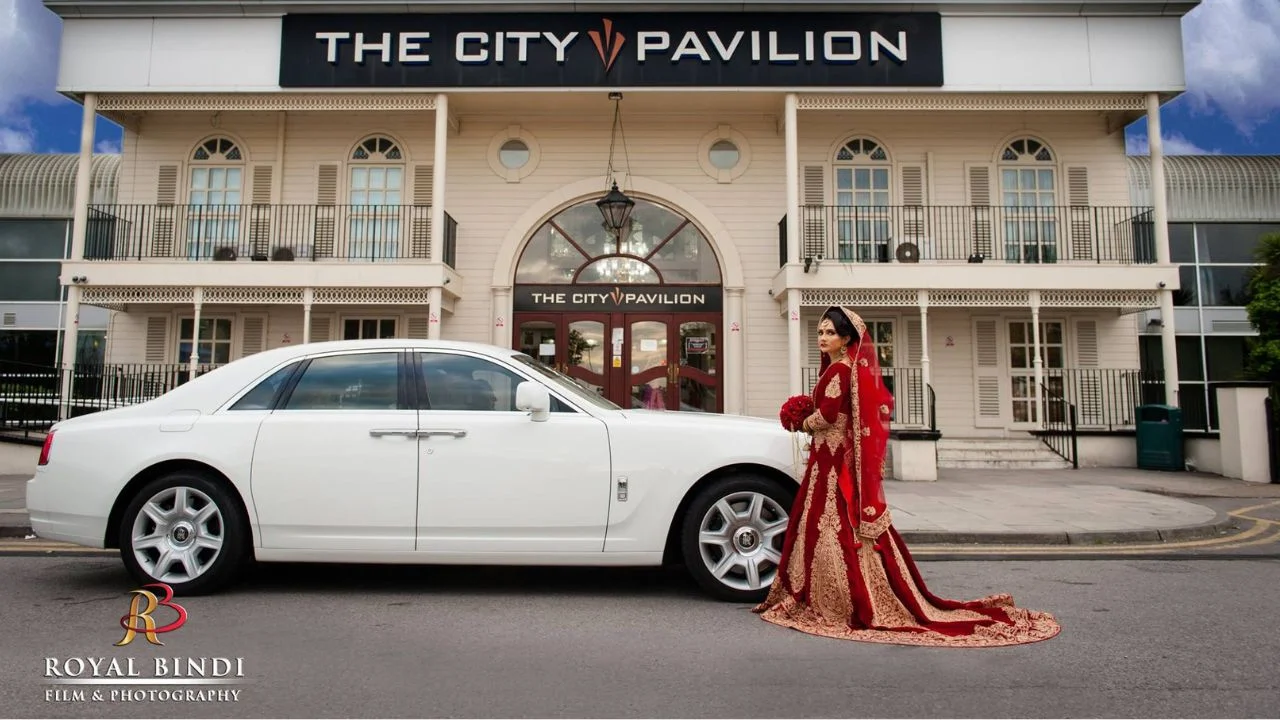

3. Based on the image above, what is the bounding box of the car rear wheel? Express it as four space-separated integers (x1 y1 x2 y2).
117 471 247 596
680 475 794 603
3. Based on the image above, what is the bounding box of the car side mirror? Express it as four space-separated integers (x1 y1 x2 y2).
515 381 551 422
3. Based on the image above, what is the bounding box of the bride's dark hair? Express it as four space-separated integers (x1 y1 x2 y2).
823 307 860 346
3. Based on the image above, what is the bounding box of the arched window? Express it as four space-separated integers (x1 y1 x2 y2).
348 135 405 260
186 136 244 259
999 137 1058 263
832 137 892 262
515 197 721 285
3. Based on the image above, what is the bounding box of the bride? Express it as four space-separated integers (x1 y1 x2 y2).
753 306 1062 647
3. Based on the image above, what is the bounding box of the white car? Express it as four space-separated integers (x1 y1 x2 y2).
27 340 800 602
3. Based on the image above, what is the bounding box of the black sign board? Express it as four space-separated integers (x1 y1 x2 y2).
513 285 722 313
279 12 943 88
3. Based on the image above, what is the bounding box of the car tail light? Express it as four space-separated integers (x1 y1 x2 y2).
38 431 55 466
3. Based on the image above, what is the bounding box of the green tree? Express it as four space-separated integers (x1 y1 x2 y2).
1244 232 1280 382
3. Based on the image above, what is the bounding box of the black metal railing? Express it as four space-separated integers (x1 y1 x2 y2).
927 383 937 433
801 366 927 427
1042 368 1164 431
795 204 1156 265
0 361 215 436
85 204 458 264
1040 380 1079 468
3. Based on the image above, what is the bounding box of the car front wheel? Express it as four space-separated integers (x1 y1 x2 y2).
117 471 247 596
680 475 794 603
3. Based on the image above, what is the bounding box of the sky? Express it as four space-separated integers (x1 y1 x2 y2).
0 0 1278 156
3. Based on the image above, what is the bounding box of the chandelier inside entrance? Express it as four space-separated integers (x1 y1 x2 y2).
596 91 635 248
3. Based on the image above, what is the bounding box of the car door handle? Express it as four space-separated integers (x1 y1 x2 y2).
369 428 419 438
418 429 467 438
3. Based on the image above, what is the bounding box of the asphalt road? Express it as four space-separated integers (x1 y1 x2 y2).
2 556 1277 719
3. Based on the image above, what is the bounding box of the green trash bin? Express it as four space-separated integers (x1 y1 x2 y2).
1135 404 1184 471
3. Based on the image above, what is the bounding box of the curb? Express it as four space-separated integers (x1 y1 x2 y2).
0 516 1245 546
898 514 1241 546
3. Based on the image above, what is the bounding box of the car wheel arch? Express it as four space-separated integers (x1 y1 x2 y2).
104 459 254 550
661 463 797 566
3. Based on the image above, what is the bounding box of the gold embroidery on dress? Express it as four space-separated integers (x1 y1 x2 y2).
858 509 893 539
856 541 916 628
786 463 821 593
808 467 854 624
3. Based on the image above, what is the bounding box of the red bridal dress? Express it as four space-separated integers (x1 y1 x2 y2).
753 306 1061 648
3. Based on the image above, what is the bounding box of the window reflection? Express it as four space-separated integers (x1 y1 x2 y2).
514 197 720 285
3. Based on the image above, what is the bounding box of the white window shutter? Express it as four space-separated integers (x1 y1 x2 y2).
145 316 169 363
313 163 339 258
964 162 995 260
309 315 332 343
972 316 1004 427
410 164 433 259
240 314 268 357
801 164 827 260
406 315 431 339
1064 164 1093 261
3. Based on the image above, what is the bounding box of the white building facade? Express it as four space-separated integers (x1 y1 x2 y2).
46 0 1194 473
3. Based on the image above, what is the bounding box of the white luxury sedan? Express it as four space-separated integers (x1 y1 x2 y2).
27 340 802 602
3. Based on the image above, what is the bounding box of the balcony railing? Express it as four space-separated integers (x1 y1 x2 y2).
782 205 1156 266
802 366 927 427
85 204 458 267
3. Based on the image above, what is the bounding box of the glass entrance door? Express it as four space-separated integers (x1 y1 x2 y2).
516 314 611 400
623 314 721 413
516 312 722 412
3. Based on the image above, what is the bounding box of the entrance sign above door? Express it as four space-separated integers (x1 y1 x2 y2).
279 12 944 88
514 284 723 313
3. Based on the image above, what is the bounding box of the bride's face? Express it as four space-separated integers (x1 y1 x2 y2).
817 318 847 355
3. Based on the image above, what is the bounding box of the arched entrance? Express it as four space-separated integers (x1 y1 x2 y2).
513 196 724 413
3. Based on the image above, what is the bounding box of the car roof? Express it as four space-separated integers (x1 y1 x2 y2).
103 339 528 417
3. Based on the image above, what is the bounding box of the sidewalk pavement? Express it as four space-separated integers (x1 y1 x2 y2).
2 441 1278 544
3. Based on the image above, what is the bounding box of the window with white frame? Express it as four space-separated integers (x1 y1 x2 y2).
348 135 404 261
342 318 398 340
177 317 233 365
1008 320 1064 423
833 137 892 263
186 137 244 260
999 138 1058 264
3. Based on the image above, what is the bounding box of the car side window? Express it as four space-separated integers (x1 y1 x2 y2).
282 352 401 410
418 352 572 412
228 363 298 411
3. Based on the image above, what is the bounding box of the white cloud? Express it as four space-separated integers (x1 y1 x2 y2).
1181 0 1280 135
1126 131 1221 156
0 126 35 152
96 138 121 154
0 0 63 118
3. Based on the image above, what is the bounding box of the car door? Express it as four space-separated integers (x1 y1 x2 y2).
249 349 419 551
411 350 612 554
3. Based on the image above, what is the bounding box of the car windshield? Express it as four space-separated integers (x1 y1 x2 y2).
510 353 622 412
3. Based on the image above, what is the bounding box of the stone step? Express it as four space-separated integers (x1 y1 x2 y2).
938 448 1062 460
939 458 1073 470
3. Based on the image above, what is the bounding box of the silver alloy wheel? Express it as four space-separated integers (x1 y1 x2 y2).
697 490 789 592
129 486 225 584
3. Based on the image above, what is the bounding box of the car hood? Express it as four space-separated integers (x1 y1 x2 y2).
615 409 785 433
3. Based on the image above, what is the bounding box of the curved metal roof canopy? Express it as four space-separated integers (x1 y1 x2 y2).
0 153 120 217
1128 155 1280 221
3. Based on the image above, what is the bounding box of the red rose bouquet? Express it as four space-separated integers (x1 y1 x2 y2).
779 394 815 432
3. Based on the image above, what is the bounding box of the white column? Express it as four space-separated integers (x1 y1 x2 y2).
428 287 443 340
302 287 314 343
493 286 511 347
725 288 745 415
784 93 800 266
917 289 932 428
787 290 802 396
1148 92 1179 406
57 92 98 420
1030 290 1044 425
431 94 449 265
189 287 204 377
